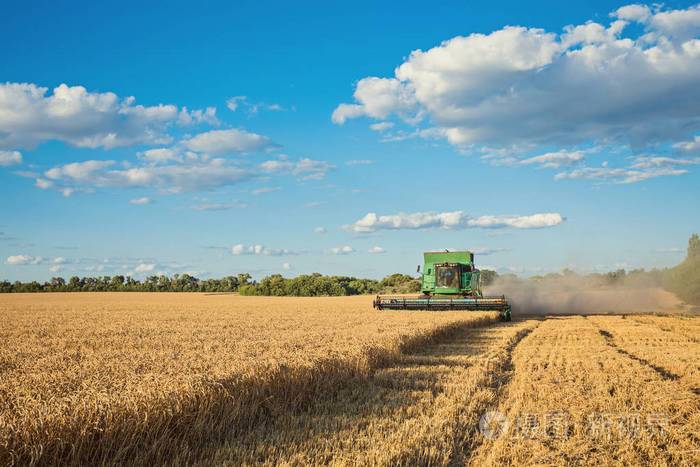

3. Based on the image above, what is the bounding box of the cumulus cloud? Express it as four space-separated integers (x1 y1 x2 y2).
333 4 700 157
134 263 156 273
332 77 420 124
314 227 327 234
328 245 355 255
613 4 651 23
182 128 275 154
137 148 182 164
259 157 335 180
345 211 564 233
0 83 197 150
129 197 152 205
177 107 219 126
282 262 291 270
345 159 375 165
0 150 22 166
36 158 252 194
6 254 44 265
368 246 386 253
231 244 296 256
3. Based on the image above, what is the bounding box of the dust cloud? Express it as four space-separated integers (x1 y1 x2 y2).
485 276 686 315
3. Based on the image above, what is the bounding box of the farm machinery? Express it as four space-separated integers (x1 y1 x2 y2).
373 250 511 321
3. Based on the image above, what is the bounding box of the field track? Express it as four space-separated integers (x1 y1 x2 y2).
1 293 699 466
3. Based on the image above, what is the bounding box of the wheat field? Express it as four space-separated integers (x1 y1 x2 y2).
0 293 698 466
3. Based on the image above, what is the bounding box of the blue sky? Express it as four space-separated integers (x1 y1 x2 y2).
1 0 699 281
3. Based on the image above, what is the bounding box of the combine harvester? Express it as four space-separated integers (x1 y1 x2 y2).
373 250 511 321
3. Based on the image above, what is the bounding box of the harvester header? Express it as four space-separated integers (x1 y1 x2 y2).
373 250 511 320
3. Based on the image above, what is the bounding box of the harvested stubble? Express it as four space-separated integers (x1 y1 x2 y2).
208 319 541 465
0 293 499 466
468 315 700 466
588 315 700 395
629 314 700 343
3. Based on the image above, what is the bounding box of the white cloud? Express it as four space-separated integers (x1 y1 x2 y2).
628 155 700 169
251 186 281 195
518 150 586 168
182 128 275 154
345 211 564 233
673 136 700 154
231 244 295 256
333 5 700 151
345 159 375 165
177 107 219 126
554 165 688 184
134 263 156 273
6 254 44 265
53 257 66 264
282 262 291 270
37 158 251 194
332 77 419 124
192 202 246 211
0 83 186 150
368 246 385 254
648 5 700 41
328 245 355 255
226 96 285 114
259 157 335 180
49 265 64 273
249 102 285 114
137 148 181 164
226 96 246 111
303 201 326 208
612 4 651 23
129 197 152 205
314 227 327 234
0 150 22 166
369 122 394 131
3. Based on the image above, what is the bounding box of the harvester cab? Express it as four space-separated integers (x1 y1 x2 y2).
373 250 511 321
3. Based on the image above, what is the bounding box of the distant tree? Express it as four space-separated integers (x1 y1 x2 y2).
50 277 66 290
237 273 252 287
480 269 499 287
68 276 82 290
688 233 700 259
110 275 125 290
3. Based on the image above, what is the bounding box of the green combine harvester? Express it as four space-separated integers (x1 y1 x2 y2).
373 250 511 321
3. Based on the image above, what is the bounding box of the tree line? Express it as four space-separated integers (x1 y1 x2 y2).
2 234 698 305
664 233 700 305
0 272 424 295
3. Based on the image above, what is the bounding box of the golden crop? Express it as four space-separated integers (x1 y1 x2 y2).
0 293 498 466
1 293 698 466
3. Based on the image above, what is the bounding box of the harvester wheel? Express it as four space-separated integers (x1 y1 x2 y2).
501 308 512 322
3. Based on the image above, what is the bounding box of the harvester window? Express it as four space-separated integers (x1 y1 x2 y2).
435 265 460 289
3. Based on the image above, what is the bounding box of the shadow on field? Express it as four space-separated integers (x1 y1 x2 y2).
205 320 532 465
